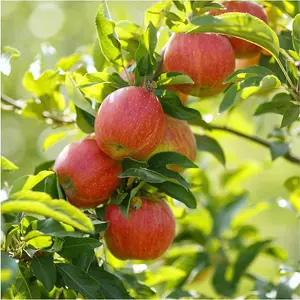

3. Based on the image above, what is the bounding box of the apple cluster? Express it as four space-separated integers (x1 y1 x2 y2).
53 1 268 260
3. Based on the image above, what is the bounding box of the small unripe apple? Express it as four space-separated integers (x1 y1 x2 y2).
210 1 268 58
95 86 165 160
163 33 235 97
149 115 197 170
104 197 175 260
53 137 121 208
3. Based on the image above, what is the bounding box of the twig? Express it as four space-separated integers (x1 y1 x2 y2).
1 93 75 126
190 121 300 165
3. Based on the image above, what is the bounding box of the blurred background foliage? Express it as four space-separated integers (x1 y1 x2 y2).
1 1 300 298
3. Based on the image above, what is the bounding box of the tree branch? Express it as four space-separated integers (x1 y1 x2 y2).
189 120 300 165
1 93 75 126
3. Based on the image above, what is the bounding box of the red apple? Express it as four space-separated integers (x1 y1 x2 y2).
210 1 268 58
163 33 235 97
104 197 175 260
149 115 197 170
53 137 121 208
95 86 165 160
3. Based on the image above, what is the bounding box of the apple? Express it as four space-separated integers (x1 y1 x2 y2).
163 33 235 97
149 115 197 170
235 52 261 70
104 197 175 260
210 1 268 58
95 86 165 160
53 137 121 208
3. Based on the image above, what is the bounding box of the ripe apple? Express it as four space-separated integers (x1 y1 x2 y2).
163 33 235 97
104 197 175 260
210 1 268 58
235 52 261 70
149 115 197 170
53 137 121 208
95 86 165 160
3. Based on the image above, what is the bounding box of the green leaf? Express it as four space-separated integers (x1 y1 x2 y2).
195 135 226 165
93 40 107 72
34 160 55 175
1 191 94 233
270 142 289 160
157 72 194 86
212 263 234 297
57 264 104 299
22 171 54 191
118 168 168 183
75 106 95 134
59 237 102 259
88 265 131 299
148 152 198 169
281 104 300 128
122 157 148 171
144 21 157 59
1 156 19 171
55 53 82 71
267 1 299 18
187 13 280 58
213 193 247 237
173 0 186 12
197 2 225 14
154 89 201 120
31 256 56 292
151 181 197 208
65 73 96 117
224 66 274 84
254 93 292 116
1 46 20 76
231 240 272 285
95 2 123 67
145 1 172 28
1 252 18 294
292 14 300 54
43 132 67 151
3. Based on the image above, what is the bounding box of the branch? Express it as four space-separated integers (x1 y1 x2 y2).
1 93 75 126
209 124 300 165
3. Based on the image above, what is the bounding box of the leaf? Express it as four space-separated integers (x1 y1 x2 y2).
57 264 104 299
93 40 107 71
231 240 272 285
270 142 289 160
151 181 197 208
187 13 280 58
122 157 148 171
1 191 94 233
144 21 157 59
157 72 194 86
145 1 172 28
212 263 234 297
31 256 56 292
173 0 186 12
212 193 247 237
281 104 300 128
75 106 95 134
223 66 274 84
0 46 20 76
65 73 96 117
292 14 300 54
254 93 292 116
284 176 300 192
148 152 198 169
1 252 18 294
154 89 201 120
1 156 19 171
118 168 168 183
13 263 36 299
59 237 102 259
34 160 55 175
95 2 123 66
195 135 226 165
22 171 54 191
43 132 67 151
88 265 131 299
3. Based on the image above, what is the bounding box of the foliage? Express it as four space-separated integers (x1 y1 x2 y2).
1 0 300 299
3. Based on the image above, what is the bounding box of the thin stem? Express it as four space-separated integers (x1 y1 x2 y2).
191 122 300 165
1 93 75 126
276 57 297 96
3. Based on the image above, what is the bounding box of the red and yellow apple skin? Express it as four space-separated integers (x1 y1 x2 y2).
210 1 268 58
235 52 261 70
53 138 121 208
94 86 165 160
162 33 235 97
149 115 197 169
104 198 176 260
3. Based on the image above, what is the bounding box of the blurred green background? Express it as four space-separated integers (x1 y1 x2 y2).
1 1 300 294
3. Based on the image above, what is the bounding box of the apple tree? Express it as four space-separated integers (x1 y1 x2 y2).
1 0 300 298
